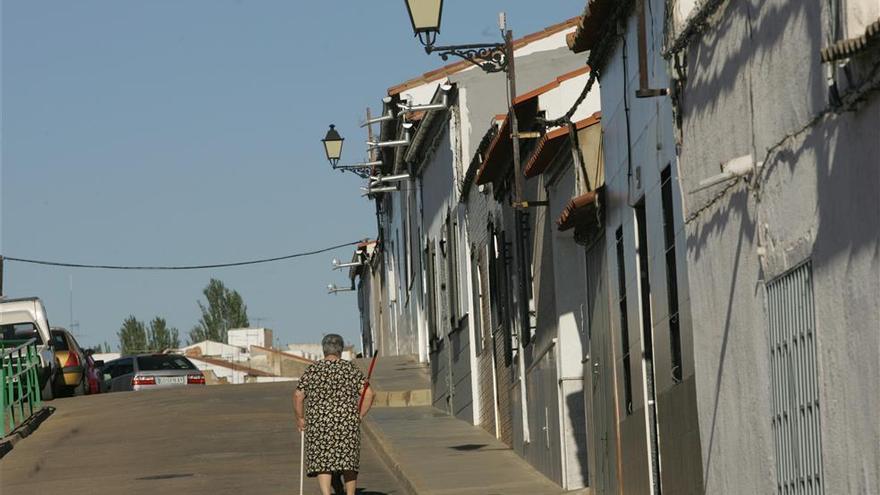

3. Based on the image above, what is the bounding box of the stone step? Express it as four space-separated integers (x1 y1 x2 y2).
372 388 432 408
355 354 432 408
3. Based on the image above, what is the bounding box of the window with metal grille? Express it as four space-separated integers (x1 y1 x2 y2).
660 166 683 383
615 226 633 415
425 240 439 344
767 262 824 494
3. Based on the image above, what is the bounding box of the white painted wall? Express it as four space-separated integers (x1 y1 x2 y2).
843 0 880 37
180 340 247 361
538 71 601 123
514 28 576 58
92 352 120 363
227 328 272 349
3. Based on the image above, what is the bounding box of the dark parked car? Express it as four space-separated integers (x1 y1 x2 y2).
84 351 102 395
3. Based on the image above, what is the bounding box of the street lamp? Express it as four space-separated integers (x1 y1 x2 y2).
404 0 443 47
321 124 382 178
322 124 344 166
403 1 507 73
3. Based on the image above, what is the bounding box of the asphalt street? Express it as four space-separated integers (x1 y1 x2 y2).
0 382 405 495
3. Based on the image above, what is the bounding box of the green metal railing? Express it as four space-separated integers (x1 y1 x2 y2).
1 338 43 436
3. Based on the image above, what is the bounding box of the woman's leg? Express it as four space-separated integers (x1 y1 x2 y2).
316 472 333 495
342 470 358 495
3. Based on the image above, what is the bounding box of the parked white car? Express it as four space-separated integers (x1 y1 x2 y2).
0 297 62 400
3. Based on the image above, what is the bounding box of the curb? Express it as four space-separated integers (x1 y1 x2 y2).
362 417 423 495
0 406 55 459
372 388 432 408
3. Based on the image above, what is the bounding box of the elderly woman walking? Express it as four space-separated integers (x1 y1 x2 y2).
294 334 375 495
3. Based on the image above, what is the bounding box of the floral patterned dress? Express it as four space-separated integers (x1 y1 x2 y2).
297 359 366 476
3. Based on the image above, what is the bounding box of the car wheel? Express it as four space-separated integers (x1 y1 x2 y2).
74 378 86 396
50 367 66 399
41 375 55 401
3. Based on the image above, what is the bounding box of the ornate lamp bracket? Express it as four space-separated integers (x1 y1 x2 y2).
333 160 382 180
344 168 372 180
427 42 508 73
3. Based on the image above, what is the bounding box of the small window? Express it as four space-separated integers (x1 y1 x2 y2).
0 323 44 345
51 330 71 351
615 226 633 415
767 262 824 493
425 240 439 343
111 358 134 378
471 248 484 356
661 166 684 383
136 355 196 371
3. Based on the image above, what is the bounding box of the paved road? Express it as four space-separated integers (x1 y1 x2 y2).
1 382 405 495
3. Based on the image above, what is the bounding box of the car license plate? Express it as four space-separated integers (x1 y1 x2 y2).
157 376 185 385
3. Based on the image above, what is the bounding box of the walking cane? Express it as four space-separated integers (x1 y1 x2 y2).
299 429 305 495
358 352 379 412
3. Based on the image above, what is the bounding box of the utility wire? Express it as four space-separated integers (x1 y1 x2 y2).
3 240 365 271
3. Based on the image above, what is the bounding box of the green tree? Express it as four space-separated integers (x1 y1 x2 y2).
86 342 113 354
188 278 249 344
147 317 180 351
118 316 148 355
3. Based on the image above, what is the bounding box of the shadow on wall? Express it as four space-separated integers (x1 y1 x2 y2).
789 99 879 265
693 203 752 495
685 0 821 123
566 387 589 486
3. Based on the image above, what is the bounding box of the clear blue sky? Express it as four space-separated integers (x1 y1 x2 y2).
1 1 578 351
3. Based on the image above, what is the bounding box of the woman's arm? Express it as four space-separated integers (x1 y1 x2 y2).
293 389 306 431
359 385 375 419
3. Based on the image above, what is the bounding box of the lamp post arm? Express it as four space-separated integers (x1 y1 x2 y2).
425 42 508 73
334 161 383 170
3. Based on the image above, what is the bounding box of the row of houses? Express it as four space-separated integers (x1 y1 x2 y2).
345 1 879 493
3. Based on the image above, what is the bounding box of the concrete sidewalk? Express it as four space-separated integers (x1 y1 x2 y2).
363 407 578 495
355 355 431 408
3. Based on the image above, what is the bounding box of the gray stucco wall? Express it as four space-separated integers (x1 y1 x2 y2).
678 1 880 493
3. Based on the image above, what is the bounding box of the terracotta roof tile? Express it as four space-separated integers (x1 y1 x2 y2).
821 16 880 62
567 0 616 54
557 190 599 231
388 17 581 95
475 114 511 185
524 112 601 178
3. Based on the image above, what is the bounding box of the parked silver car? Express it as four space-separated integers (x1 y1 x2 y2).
100 354 205 393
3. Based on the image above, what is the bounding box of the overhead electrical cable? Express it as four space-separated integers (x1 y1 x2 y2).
2 239 365 271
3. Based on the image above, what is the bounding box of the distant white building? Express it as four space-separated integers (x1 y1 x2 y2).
287 342 355 361
286 343 322 361
227 328 273 349
92 352 121 363
179 340 246 362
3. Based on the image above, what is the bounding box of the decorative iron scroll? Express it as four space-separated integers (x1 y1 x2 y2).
429 43 508 73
